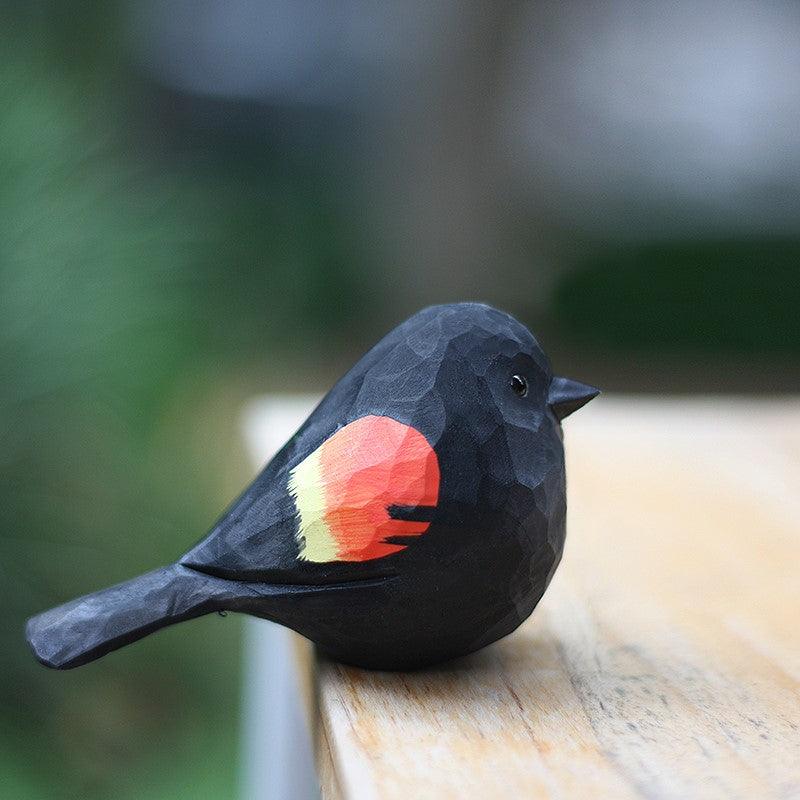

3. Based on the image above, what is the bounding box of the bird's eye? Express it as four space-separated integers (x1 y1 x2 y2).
511 374 528 397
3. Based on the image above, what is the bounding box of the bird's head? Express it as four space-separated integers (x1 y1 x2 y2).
350 302 598 439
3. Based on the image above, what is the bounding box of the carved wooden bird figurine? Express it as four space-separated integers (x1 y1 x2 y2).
26 303 598 670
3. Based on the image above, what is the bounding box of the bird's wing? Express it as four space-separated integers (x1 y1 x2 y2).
180 415 441 584
179 457 306 581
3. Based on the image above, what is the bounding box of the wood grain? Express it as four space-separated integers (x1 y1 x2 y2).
308 397 800 800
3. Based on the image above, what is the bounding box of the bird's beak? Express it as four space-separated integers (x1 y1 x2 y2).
548 376 600 421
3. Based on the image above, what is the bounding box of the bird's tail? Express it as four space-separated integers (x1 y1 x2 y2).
25 563 232 669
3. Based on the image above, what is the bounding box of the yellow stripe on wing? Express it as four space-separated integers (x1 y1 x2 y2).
288 448 339 562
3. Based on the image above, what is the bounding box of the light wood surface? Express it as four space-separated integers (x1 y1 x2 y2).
248 396 800 800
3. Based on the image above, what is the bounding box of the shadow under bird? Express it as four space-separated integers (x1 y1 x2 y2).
26 303 598 671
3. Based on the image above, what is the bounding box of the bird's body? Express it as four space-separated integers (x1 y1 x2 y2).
26 303 597 670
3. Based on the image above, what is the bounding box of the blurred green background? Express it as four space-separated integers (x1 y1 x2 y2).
2 2 799 798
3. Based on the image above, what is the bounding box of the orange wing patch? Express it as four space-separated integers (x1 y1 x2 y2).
288 416 440 562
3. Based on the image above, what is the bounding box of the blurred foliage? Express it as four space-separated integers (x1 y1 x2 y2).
556 240 800 353
0 8 365 799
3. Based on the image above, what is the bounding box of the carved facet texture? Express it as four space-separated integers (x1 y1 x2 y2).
26 302 598 671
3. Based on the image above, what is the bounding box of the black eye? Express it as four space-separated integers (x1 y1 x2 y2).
511 374 528 397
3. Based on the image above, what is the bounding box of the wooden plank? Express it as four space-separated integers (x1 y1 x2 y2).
308 397 800 800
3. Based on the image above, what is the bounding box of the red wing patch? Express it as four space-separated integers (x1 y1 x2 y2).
288 416 440 562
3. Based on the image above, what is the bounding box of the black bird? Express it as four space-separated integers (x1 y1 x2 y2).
26 303 598 671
